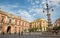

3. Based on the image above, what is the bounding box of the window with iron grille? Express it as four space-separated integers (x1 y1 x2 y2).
40 22 41 28
0 24 2 30
1 16 4 23
9 18 12 23
15 20 17 25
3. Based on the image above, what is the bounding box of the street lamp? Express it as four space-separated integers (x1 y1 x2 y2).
43 0 54 31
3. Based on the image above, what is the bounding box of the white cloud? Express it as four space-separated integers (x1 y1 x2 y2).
32 0 40 5
0 4 20 14
18 9 35 22
27 0 40 5
18 10 30 18
42 0 60 7
0 4 19 10
9 5 19 8
49 0 60 6
32 14 36 16
35 0 40 4
27 0 60 8
29 8 43 14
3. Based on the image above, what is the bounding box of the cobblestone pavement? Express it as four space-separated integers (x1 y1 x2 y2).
0 32 60 38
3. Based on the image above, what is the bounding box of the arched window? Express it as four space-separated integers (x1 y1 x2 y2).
15 20 17 25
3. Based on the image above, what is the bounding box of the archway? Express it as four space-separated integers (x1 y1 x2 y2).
7 26 11 33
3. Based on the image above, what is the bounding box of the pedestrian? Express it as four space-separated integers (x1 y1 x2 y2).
55 30 59 35
21 31 23 36
19 32 20 35
2 32 5 35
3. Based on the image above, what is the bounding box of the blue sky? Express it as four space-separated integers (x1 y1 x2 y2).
0 0 60 23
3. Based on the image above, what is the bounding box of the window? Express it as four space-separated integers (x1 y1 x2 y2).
17 20 19 25
21 21 23 25
15 20 17 25
19 21 20 25
0 24 2 30
43 21 45 23
40 22 41 28
9 18 11 23
1 16 4 23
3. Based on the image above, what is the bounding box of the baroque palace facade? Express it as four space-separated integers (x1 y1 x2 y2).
0 10 30 34
30 18 48 31
0 10 48 34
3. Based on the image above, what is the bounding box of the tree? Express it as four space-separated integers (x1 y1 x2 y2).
53 26 60 30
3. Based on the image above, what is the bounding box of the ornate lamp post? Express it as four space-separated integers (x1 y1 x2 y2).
43 0 54 31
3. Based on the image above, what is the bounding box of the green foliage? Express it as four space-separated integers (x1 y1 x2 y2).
28 27 42 32
53 26 60 30
24 29 26 32
38 27 42 29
